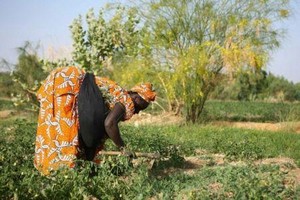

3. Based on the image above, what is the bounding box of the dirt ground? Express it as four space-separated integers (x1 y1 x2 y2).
128 111 300 133
127 111 185 126
155 151 300 188
0 110 14 118
211 121 300 133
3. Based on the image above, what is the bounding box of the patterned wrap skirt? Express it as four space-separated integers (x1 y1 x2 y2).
34 66 85 175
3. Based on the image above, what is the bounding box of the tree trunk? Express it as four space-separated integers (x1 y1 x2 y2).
186 83 212 123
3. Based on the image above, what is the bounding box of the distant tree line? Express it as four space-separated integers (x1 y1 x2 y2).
1 46 298 113
209 70 300 102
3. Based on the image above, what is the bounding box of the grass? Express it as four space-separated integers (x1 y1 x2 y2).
149 165 293 199
202 100 300 122
0 119 299 199
121 125 300 166
0 99 14 110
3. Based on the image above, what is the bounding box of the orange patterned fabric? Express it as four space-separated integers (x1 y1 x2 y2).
95 77 135 120
34 66 84 175
131 83 156 102
34 66 135 175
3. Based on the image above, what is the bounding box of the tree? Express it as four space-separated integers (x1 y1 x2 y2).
235 69 267 101
133 0 291 122
11 42 46 110
295 83 300 101
69 4 161 95
209 71 300 102
69 5 142 76
6 5 159 112
265 73 299 101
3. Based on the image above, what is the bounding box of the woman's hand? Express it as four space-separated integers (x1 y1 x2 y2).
120 147 136 159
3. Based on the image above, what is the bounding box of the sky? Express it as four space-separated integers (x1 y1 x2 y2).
0 0 299 83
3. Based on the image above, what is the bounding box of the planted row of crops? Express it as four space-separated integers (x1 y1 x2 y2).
1 119 299 199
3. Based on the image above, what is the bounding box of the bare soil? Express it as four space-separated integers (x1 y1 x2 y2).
0 110 14 118
212 121 300 133
155 150 300 188
127 111 185 126
128 112 300 133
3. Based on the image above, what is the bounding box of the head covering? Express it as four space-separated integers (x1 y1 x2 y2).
131 83 156 102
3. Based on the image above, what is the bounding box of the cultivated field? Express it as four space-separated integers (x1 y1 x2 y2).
1 99 300 199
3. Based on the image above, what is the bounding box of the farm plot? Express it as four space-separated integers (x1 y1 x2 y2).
0 119 299 199
201 100 300 122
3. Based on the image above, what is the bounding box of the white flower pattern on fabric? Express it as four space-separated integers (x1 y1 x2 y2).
34 66 135 175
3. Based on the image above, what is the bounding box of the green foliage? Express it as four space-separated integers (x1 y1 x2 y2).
235 70 267 101
0 72 15 98
13 42 45 87
7 42 47 111
200 100 300 122
216 136 264 161
161 125 300 166
70 5 142 76
210 71 300 101
0 99 14 110
265 73 300 101
1 119 300 199
3 1 294 121
0 42 70 112
69 5 160 91
150 164 296 199
136 0 291 122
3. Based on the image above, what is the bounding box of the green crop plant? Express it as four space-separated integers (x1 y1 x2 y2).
1 118 300 199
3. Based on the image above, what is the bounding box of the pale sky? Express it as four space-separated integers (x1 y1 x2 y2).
0 0 299 83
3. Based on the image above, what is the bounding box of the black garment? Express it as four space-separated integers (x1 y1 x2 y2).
78 73 108 161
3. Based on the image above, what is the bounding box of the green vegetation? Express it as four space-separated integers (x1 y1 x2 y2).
210 71 300 101
0 72 15 97
0 0 299 199
0 42 46 111
122 125 300 165
133 0 291 122
0 99 14 110
0 119 299 199
2 0 293 122
201 100 300 122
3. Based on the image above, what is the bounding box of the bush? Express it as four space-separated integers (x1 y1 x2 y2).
0 72 15 98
